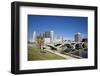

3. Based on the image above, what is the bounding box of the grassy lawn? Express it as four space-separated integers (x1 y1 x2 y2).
28 46 65 61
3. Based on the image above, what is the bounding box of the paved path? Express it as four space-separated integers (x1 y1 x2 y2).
45 49 76 59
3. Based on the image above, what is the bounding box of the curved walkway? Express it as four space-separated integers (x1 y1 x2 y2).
45 49 76 59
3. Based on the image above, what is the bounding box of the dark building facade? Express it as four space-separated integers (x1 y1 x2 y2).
43 32 51 38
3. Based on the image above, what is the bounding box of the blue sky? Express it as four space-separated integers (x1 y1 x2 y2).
28 15 88 41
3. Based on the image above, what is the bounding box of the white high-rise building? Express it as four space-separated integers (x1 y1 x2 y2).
50 31 54 43
32 31 36 43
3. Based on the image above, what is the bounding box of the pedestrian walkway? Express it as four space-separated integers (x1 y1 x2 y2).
45 49 76 59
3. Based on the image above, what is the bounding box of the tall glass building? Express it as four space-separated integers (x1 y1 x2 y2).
32 31 36 42
74 32 81 42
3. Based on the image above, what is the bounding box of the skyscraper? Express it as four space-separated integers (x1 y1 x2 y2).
75 32 81 42
32 31 36 43
43 31 51 44
50 31 54 43
43 32 51 38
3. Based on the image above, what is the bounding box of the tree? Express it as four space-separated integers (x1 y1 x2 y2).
82 38 88 42
28 41 30 44
82 42 87 49
36 37 44 50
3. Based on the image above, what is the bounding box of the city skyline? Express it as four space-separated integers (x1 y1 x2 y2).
28 15 88 41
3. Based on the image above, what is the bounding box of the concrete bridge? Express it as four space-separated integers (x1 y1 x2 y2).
46 41 86 50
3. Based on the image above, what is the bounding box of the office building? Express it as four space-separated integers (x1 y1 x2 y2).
32 31 36 43
74 32 81 42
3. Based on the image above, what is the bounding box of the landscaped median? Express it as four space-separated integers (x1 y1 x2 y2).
28 46 65 61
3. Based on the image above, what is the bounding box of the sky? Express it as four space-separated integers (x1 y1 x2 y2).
28 15 88 41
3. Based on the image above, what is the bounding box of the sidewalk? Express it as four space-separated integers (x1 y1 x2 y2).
45 49 76 59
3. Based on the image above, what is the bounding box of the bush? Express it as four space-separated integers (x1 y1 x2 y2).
74 50 80 56
64 48 72 53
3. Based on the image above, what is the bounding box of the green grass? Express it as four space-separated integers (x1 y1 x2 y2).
28 46 65 61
